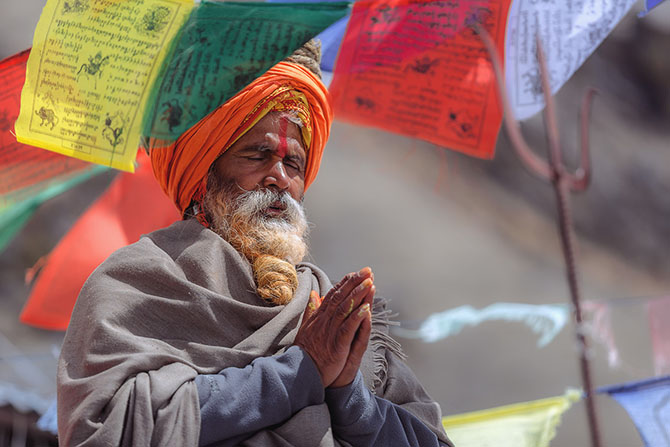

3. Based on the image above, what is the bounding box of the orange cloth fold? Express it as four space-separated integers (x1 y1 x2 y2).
150 62 332 215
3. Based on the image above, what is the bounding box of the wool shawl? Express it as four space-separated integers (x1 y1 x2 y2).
58 219 448 446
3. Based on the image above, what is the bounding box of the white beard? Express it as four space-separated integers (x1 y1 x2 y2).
203 183 309 265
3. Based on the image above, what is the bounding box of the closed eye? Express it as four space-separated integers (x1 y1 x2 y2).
285 160 300 171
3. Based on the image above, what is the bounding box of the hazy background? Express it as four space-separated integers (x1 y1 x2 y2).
2 0 669 445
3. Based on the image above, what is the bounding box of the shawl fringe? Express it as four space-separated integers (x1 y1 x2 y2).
369 297 407 394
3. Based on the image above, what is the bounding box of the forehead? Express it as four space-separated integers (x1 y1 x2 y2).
232 112 305 154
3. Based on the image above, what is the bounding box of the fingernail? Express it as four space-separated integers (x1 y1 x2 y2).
357 303 370 317
308 301 316 311
362 278 373 289
359 266 372 276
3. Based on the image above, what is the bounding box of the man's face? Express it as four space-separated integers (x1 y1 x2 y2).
201 111 309 266
211 111 306 207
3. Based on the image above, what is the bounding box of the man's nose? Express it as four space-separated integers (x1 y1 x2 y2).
263 160 290 190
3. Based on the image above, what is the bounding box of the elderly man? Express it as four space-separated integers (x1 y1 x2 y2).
57 43 452 446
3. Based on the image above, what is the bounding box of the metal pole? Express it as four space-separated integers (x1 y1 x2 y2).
477 26 604 447
554 176 603 447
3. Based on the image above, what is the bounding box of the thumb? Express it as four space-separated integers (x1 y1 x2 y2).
301 290 321 328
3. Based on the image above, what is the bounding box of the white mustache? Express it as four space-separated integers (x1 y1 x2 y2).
233 189 305 226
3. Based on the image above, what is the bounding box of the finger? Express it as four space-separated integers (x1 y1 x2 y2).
363 284 375 309
300 291 321 329
348 307 372 365
336 302 371 348
329 311 372 388
322 267 372 310
334 278 373 321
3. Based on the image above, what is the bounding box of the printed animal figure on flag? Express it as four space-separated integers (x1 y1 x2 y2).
405 57 440 75
136 6 171 35
35 107 58 130
160 100 190 132
76 52 109 89
354 96 376 112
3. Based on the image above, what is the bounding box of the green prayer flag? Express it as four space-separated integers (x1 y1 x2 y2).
0 166 107 253
143 0 349 141
0 204 35 253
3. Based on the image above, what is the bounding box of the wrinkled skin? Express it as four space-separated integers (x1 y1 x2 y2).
294 268 375 388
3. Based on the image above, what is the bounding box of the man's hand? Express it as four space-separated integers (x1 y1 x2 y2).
293 268 374 388
329 282 373 388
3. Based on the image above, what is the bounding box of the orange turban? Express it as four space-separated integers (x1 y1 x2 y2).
149 61 332 216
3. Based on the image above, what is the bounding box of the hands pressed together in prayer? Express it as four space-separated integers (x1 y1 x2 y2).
294 267 375 388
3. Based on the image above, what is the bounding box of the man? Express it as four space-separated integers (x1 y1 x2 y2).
58 42 452 446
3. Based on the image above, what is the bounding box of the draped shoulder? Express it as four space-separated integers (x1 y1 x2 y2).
58 219 325 446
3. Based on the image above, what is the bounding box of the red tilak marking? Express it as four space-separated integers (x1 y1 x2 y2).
277 117 288 158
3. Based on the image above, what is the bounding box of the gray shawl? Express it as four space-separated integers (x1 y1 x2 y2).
58 219 449 446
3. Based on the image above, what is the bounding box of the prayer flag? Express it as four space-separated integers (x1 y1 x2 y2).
599 376 670 447
15 0 195 172
442 389 580 447
639 0 668 17
582 300 621 369
330 0 510 159
648 297 670 376
37 399 58 435
16 0 349 171
0 50 96 208
142 0 350 141
394 303 569 347
505 0 637 119
266 0 350 73
0 165 105 253
0 205 34 253
318 16 349 73
20 151 179 330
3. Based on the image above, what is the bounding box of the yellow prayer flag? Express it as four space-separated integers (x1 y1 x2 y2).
442 389 581 447
16 0 194 172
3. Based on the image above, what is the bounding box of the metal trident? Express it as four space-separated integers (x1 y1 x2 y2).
477 27 603 447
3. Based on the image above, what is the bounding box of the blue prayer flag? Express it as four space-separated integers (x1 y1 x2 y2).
317 16 348 72
598 376 670 447
639 0 668 17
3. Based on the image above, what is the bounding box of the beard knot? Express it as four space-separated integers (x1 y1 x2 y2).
253 254 299 305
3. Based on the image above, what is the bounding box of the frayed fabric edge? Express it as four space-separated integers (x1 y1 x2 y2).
369 296 407 394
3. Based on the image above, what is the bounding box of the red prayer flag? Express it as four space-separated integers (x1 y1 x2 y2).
20 150 179 330
0 49 92 206
330 0 509 159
